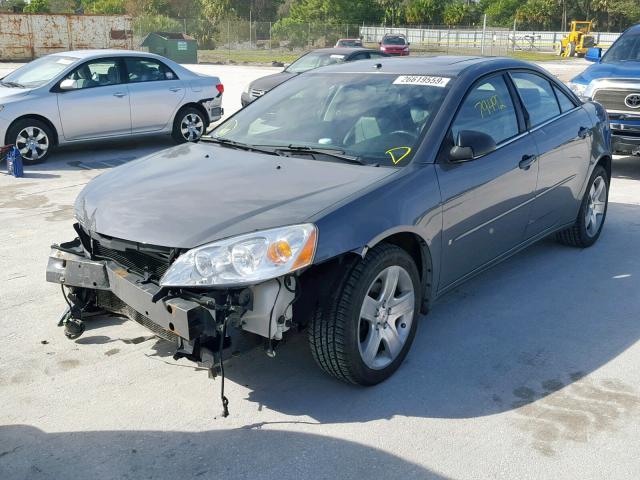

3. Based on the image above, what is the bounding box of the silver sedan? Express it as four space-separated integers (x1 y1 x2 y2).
0 50 224 162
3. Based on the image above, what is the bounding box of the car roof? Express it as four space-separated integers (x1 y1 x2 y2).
308 55 540 78
309 47 378 55
49 49 164 60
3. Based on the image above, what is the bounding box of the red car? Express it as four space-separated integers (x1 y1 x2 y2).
379 34 410 56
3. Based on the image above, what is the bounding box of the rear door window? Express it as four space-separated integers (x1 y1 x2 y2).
124 58 177 83
511 72 561 127
451 75 520 146
553 85 577 113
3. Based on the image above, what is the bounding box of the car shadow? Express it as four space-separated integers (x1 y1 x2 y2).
612 154 640 181
0 425 446 480
211 201 640 423
19 135 176 174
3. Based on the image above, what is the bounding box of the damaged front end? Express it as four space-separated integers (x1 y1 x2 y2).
46 223 310 415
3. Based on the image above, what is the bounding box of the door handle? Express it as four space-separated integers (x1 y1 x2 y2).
113 92 127 97
169 87 182 92
578 126 590 139
519 154 537 170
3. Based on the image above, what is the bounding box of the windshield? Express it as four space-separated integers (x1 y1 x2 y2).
2 55 78 88
602 31 640 63
211 72 450 167
383 37 406 46
286 52 347 73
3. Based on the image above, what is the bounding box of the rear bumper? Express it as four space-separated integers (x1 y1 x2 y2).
46 243 215 342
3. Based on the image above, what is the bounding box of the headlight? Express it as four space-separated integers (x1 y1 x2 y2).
243 82 251 94
160 224 317 287
567 82 589 99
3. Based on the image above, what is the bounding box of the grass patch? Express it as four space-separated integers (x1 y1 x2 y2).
197 46 578 66
198 49 301 65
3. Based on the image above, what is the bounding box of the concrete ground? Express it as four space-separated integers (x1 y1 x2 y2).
1 61 639 480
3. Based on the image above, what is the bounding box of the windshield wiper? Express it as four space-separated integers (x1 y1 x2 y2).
0 81 25 88
205 137 281 156
271 145 367 165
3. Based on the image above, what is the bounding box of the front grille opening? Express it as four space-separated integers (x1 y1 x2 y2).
78 225 175 281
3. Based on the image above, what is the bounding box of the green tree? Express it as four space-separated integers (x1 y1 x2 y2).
516 0 560 30
443 0 465 27
81 0 126 14
405 0 443 25
24 0 50 12
481 0 520 26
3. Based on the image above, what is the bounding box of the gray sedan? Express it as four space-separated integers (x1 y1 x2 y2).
0 50 223 162
48 57 611 397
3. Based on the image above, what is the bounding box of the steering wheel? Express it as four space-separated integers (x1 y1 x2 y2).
388 130 418 142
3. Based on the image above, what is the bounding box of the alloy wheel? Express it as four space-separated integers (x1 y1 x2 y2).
358 265 415 370
16 126 49 161
180 113 204 142
584 175 607 237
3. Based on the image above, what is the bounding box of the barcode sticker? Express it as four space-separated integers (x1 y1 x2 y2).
393 75 450 87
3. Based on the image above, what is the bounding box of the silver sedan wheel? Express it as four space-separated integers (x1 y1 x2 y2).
358 265 415 370
180 113 204 142
585 175 607 237
16 126 49 161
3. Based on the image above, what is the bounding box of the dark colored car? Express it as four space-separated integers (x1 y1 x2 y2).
380 33 410 56
335 38 363 48
240 47 387 106
568 24 640 156
48 57 611 401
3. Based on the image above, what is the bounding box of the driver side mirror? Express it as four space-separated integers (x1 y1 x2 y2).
59 78 79 91
585 47 602 63
449 130 497 161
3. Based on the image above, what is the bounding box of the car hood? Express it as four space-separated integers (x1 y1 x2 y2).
75 142 396 249
572 61 640 84
250 71 297 91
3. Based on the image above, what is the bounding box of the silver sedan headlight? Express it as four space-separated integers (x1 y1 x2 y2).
567 82 589 100
160 224 317 287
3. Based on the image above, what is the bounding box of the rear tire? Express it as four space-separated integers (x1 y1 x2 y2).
6 118 53 164
308 244 421 386
172 106 206 144
556 165 609 248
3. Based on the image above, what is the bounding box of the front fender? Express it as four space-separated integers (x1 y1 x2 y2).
310 164 444 294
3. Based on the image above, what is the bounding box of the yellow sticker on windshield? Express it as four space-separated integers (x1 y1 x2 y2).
386 147 412 164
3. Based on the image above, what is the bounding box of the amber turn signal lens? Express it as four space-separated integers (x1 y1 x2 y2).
291 228 317 270
267 240 293 265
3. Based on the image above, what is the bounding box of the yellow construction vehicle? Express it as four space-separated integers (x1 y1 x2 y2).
556 21 597 58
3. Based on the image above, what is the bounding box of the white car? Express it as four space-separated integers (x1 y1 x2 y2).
0 50 224 162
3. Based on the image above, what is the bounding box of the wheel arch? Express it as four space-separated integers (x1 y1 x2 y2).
363 229 434 314
596 154 611 180
175 102 208 126
5 114 59 146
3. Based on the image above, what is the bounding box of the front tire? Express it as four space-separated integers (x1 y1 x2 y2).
308 244 421 386
172 107 206 143
7 118 53 163
556 165 609 248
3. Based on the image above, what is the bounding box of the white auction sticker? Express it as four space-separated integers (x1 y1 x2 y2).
393 75 450 87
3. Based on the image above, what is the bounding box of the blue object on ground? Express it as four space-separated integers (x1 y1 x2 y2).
7 146 24 178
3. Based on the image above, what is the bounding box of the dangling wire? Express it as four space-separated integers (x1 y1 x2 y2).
218 320 229 418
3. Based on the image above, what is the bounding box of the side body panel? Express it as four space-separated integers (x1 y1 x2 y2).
435 135 539 289
525 107 593 237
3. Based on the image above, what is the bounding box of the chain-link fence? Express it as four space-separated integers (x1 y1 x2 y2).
129 16 622 64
